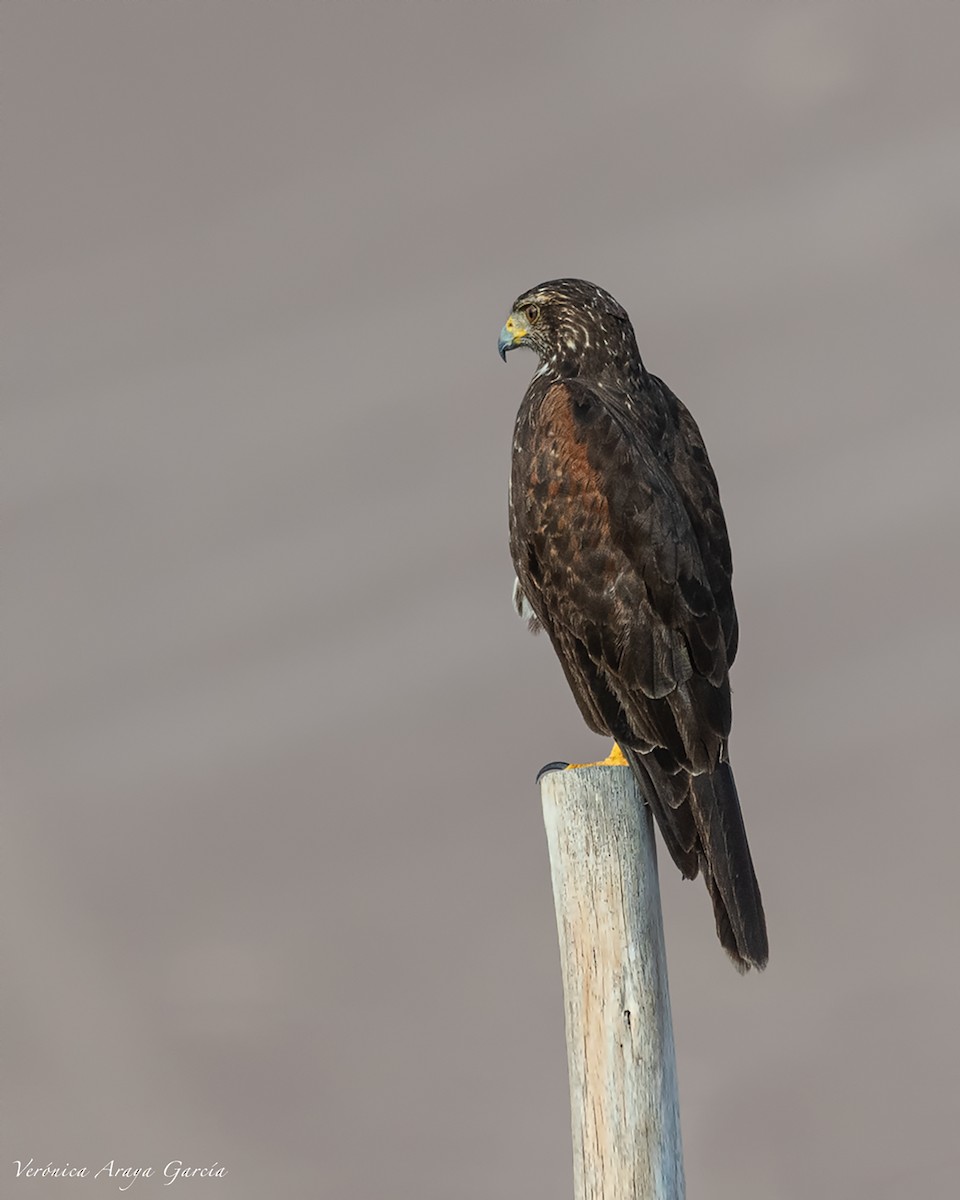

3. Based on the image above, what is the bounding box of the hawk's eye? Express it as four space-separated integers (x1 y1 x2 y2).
524 304 540 324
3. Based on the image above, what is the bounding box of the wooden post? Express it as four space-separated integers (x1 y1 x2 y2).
540 764 685 1200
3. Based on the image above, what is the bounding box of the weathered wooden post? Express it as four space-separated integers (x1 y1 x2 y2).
540 763 684 1200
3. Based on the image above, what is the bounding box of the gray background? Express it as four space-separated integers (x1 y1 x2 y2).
4 2 959 1197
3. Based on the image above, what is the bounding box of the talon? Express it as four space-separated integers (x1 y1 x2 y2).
536 761 570 783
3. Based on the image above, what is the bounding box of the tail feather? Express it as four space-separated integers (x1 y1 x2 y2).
690 762 768 970
624 747 698 879
626 748 768 971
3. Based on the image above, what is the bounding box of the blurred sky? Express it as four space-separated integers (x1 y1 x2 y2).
4 2 960 1198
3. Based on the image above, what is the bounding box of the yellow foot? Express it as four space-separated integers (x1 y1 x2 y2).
565 742 629 769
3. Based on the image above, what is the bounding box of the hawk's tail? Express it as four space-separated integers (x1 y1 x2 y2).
690 763 768 972
625 749 768 972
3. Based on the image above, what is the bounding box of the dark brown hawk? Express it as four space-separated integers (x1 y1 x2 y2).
500 278 767 971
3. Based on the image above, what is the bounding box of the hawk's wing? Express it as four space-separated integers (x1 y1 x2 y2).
511 377 733 775
651 375 739 667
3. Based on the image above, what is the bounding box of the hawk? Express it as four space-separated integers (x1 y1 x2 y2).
500 278 767 971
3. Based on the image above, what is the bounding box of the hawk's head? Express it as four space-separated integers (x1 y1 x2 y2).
498 278 644 385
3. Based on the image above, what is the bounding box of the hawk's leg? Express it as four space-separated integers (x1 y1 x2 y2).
536 743 628 782
565 742 629 769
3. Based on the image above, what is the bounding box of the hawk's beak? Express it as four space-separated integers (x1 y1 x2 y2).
498 313 529 361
